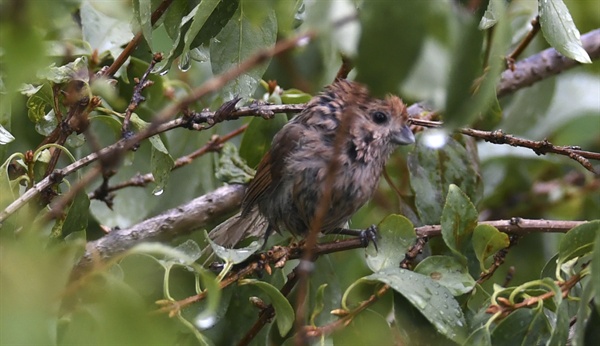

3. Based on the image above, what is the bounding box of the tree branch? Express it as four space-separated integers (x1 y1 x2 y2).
70 184 245 281
497 28 600 97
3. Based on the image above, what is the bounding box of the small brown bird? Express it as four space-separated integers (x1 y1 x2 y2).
210 79 414 248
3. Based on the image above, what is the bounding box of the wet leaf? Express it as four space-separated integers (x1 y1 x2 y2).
239 279 294 336
539 0 591 64
361 267 467 343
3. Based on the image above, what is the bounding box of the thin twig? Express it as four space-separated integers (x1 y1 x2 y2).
414 218 586 238
89 124 248 200
103 0 174 77
505 16 541 70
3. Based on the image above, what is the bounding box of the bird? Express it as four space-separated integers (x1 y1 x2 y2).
209 79 415 249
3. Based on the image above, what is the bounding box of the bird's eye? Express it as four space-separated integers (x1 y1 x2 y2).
371 111 388 124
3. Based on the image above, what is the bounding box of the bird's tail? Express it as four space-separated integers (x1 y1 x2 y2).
204 208 268 260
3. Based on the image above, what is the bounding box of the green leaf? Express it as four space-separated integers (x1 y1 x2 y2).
362 267 468 343
150 137 174 195
280 88 312 104
539 0 592 64
408 135 482 225
557 220 600 266
366 214 416 272
414 255 476 296
441 185 478 264
355 1 428 97
163 0 189 40
463 326 492 346
156 0 240 73
310 284 327 326
60 190 90 238
239 114 287 168
594 228 600 313
205 230 262 264
215 142 256 184
0 124 15 145
547 300 570 346
334 309 395 346
491 303 551 345
25 83 54 124
80 2 134 65
444 0 510 129
132 0 153 50
181 0 220 66
238 279 294 337
479 0 502 29
210 3 277 99
472 224 509 272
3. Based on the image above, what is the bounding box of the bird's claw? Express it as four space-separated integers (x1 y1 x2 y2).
360 224 379 251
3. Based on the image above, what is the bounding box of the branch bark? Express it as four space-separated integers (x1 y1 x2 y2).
70 184 245 281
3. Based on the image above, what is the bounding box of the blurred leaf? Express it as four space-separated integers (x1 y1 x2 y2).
408 135 482 225
310 284 327 326
547 299 570 346
163 0 189 40
366 214 416 272
393 292 454 345
26 83 54 124
132 0 153 50
356 1 428 97
239 114 287 168
574 277 595 345
491 303 551 345
80 0 134 65
333 309 394 346
280 88 312 104
157 0 240 73
38 56 90 84
443 14 483 129
479 0 502 29
90 115 122 139
594 230 600 313
539 0 592 64
181 0 220 65
464 326 492 346
362 267 468 343
445 0 510 129
557 220 600 267
150 137 174 195
472 224 509 272
414 255 476 296
1 236 83 345
441 184 478 264
205 230 262 264
239 279 294 337
0 125 15 145
210 2 277 99
215 142 256 184
60 190 90 238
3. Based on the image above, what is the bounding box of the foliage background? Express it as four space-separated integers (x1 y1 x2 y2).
0 0 599 345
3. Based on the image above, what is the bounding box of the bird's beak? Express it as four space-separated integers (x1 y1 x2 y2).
391 125 415 145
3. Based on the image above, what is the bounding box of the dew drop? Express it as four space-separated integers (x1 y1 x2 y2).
422 129 448 149
178 52 192 72
153 188 164 196
195 315 216 330
297 36 311 47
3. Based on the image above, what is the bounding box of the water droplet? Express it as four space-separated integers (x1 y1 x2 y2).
178 52 191 72
297 36 311 47
411 295 428 309
153 188 164 196
195 315 216 330
422 129 448 149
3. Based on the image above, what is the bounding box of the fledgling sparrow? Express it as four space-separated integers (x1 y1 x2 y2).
210 79 415 248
